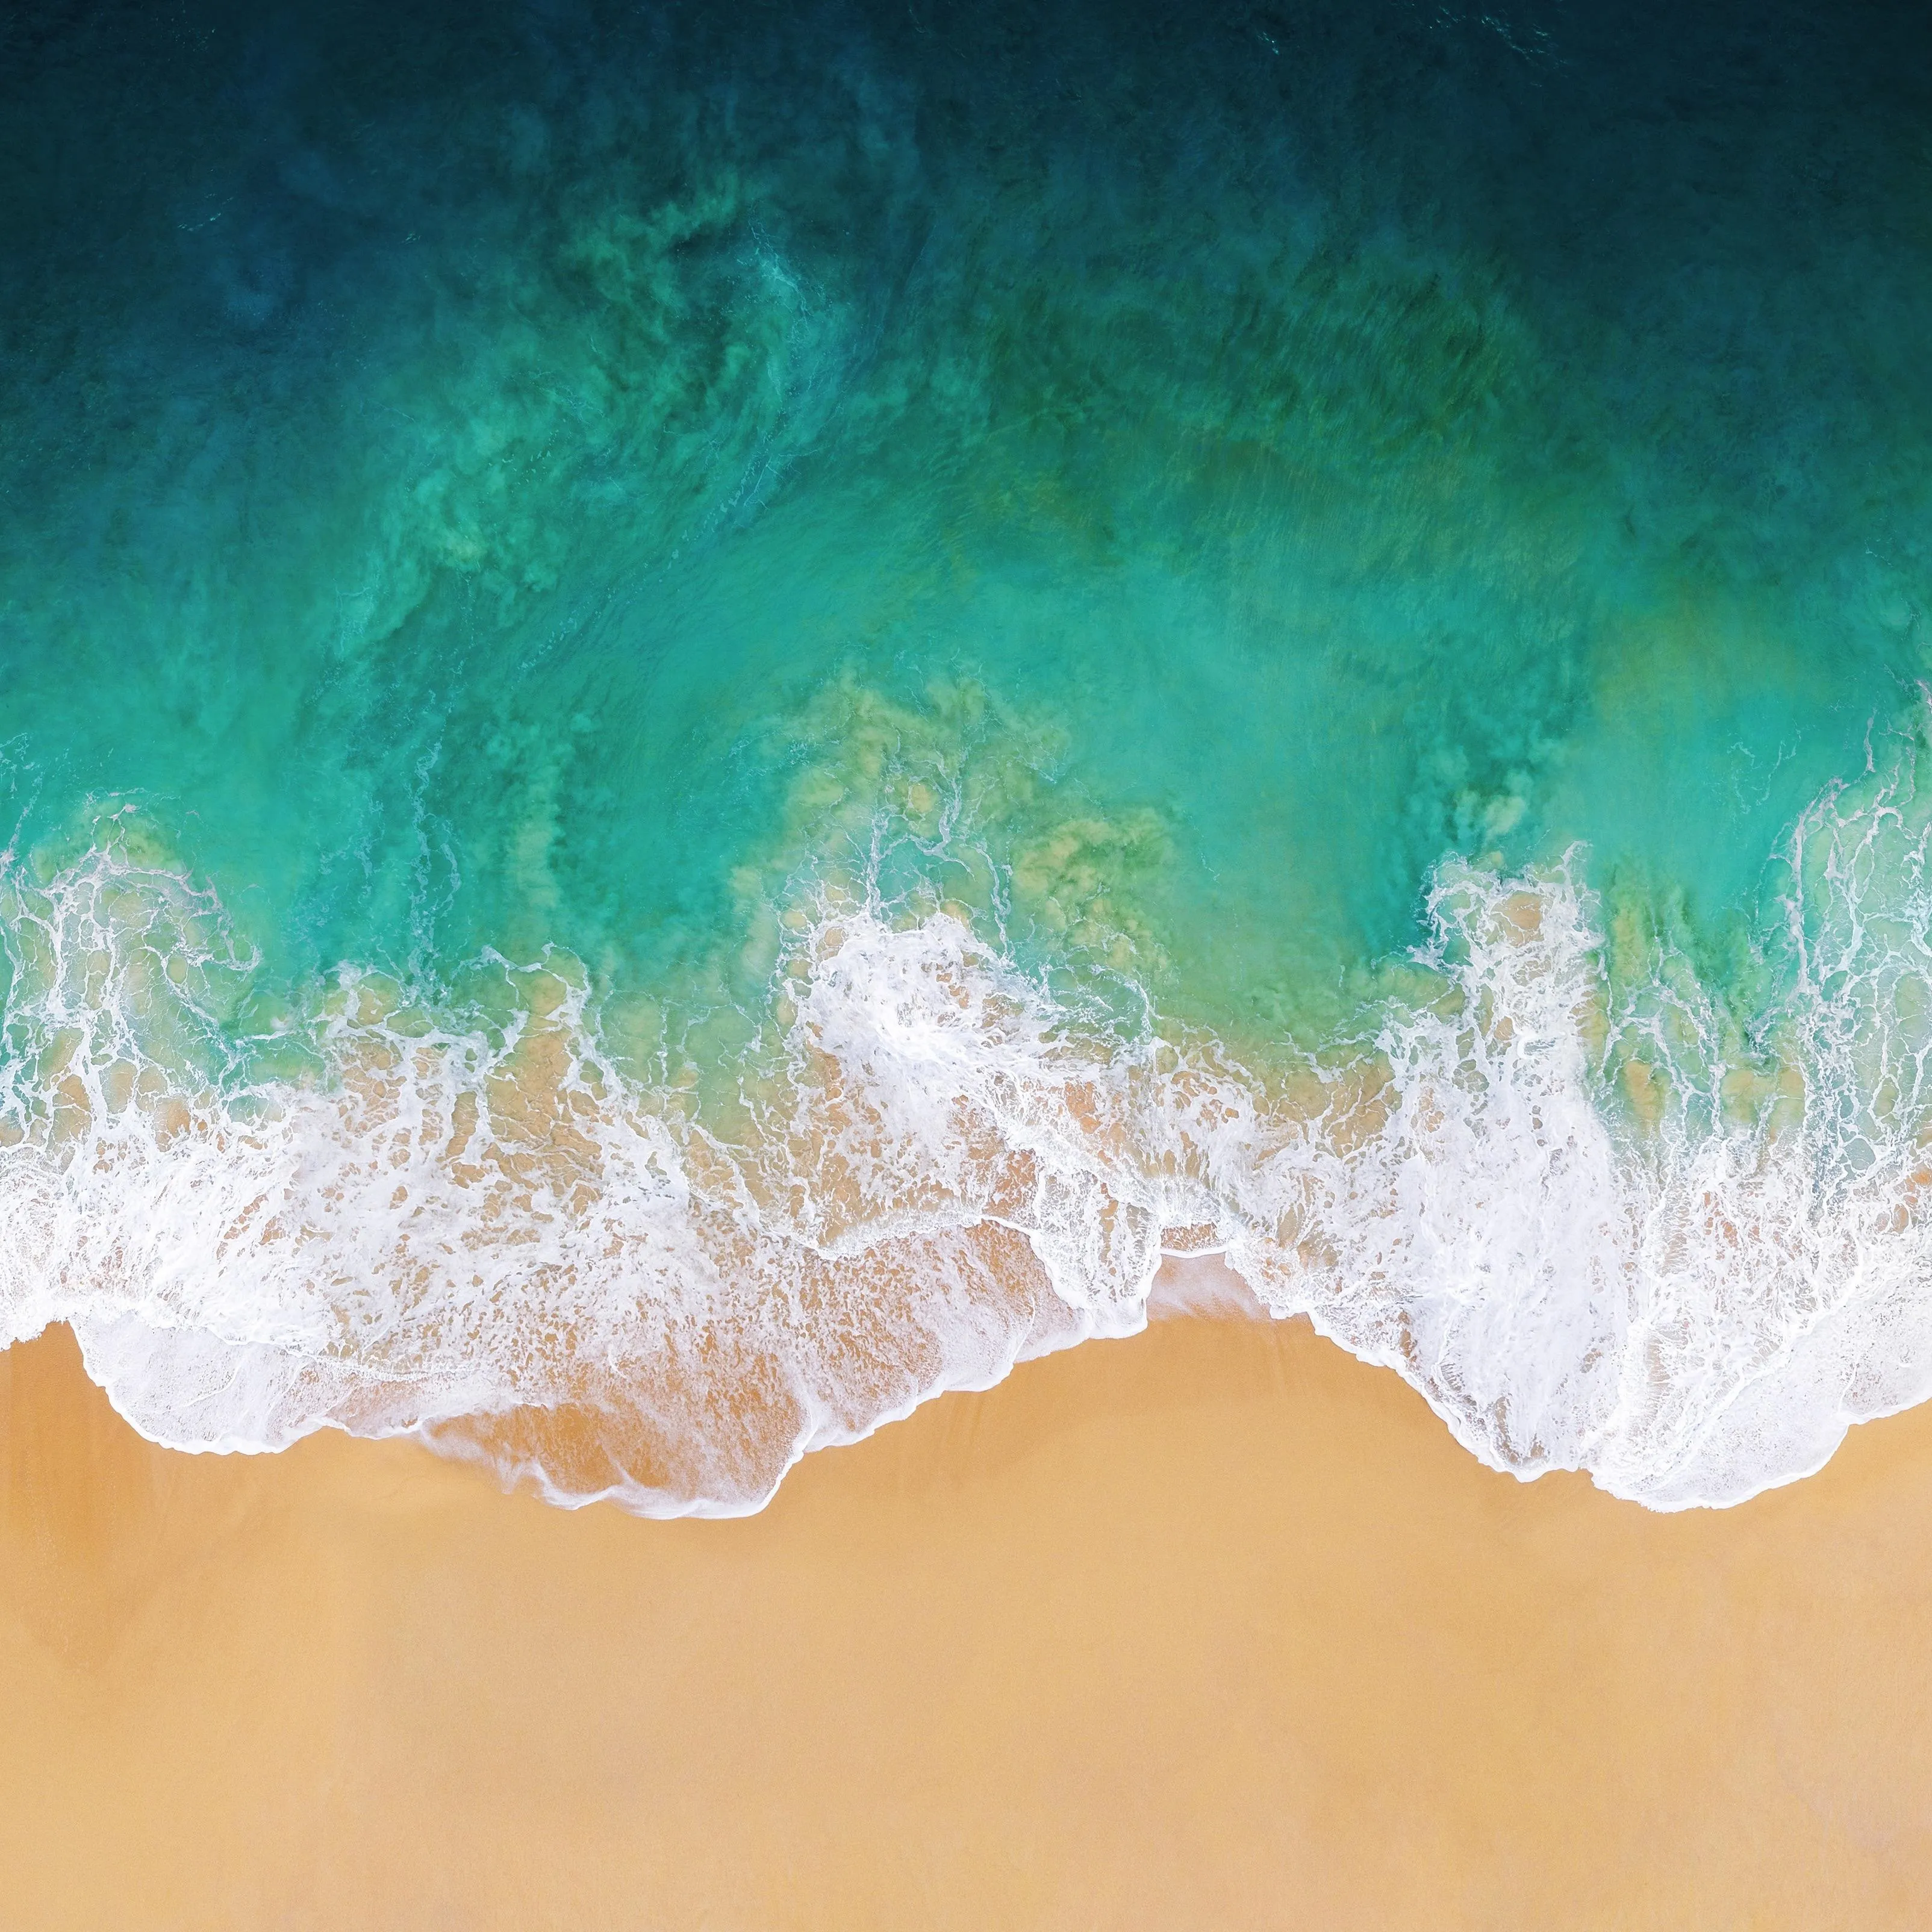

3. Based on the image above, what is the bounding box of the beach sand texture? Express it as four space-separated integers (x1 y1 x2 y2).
3 1279 1928 1930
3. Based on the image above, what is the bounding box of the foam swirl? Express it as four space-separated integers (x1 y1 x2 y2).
8 738 1932 1512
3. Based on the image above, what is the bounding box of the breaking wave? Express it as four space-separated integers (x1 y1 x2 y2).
8 731 1932 1513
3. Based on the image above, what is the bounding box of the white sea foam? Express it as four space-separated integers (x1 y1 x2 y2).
8 741 1932 1512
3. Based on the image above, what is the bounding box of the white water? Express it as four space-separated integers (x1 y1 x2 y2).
6 743 1932 1513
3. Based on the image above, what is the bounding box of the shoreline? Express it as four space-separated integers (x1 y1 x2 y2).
5 1294 1931 1927
16 851 1927 1519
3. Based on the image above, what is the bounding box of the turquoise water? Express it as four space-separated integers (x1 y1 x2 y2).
5 0 1932 1510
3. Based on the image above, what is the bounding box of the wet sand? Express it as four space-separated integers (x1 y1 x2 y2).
3 1284 1930 1930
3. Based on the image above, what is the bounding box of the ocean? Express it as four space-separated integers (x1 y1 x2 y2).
3 0 1930 1510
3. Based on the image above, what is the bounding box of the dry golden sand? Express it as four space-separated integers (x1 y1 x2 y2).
2 1276 1930 1930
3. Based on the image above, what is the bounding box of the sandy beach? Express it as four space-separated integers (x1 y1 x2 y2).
2 1275 1929 1931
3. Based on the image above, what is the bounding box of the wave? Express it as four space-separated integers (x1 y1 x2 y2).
7 729 1932 1513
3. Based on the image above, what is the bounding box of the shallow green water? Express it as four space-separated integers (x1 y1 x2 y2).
7 0 1927 1049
